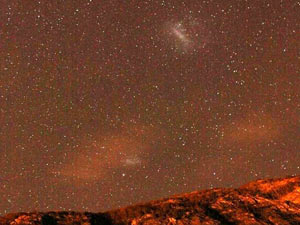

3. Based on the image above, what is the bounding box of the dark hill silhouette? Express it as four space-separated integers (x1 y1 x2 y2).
1 175 299 224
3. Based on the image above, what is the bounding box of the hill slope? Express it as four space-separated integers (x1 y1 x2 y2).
1 176 300 224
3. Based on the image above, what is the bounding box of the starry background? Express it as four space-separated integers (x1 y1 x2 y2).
0 0 299 215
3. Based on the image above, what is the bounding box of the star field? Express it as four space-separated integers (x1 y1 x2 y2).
0 0 299 215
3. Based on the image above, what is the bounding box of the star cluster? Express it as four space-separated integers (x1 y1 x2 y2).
0 0 299 215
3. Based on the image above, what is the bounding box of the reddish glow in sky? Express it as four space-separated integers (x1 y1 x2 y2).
0 0 299 215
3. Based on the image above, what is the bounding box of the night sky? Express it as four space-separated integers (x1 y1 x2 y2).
0 0 299 215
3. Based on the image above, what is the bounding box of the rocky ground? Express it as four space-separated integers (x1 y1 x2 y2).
1 175 300 224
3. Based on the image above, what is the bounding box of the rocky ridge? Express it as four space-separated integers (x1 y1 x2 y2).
1 175 300 224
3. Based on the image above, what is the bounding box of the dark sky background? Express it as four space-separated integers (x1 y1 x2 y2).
0 0 299 215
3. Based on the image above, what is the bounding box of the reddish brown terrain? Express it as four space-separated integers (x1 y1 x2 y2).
1 176 300 225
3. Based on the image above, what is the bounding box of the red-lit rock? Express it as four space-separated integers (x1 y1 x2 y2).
1 175 299 224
